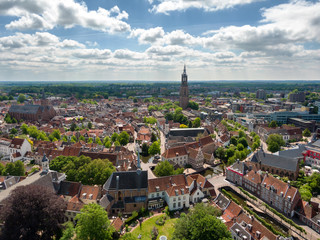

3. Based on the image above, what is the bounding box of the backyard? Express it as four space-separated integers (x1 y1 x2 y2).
122 214 177 240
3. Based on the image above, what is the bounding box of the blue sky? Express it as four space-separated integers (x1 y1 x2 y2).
0 0 319 81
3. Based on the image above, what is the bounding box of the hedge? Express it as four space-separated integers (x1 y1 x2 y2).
221 189 285 237
238 187 258 201
264 204 306 234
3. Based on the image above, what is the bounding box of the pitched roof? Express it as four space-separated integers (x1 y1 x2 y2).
79 185 100 200
67 195 84 212
111 217 124 231
162 145 188 159
10 138 25 149
148 174 187 193
251 150 298 172
104 171 148 190
9 104 41 114
58 181 82 197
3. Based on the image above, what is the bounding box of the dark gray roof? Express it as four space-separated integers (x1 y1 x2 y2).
230 223 251 239
169 128 208 137
229 160 248 175
103 170 148 190
214 193 230 210
278 145 306 158
57 181 81 196
9 104 42 114
251 150 298 172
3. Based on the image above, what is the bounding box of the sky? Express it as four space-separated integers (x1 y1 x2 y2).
0 0 319 81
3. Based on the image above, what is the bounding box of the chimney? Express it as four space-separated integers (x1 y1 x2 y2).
116 175 119 189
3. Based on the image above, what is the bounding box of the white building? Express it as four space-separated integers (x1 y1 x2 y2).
9 138 32 162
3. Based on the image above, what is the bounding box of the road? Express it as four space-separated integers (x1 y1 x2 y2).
159 129 166 155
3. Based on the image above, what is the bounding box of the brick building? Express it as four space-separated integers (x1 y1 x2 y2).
101 170 148 215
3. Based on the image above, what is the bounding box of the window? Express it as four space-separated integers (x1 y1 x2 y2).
173 203 176 208
151 193 154 198
134 204 136 207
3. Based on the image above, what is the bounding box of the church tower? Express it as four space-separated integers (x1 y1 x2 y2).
180 65 189 109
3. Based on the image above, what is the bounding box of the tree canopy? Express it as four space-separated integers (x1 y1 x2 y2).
266 134 285 153
172 203 231 240
303 128 311 137
148 141 161 155
50 155 115 185
0 160 25 176
154 160 184 177
75 203 114 240
0 185 66 240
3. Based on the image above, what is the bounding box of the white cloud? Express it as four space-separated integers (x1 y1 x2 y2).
149 0 263 14
130 27 165 44
1 0 130 33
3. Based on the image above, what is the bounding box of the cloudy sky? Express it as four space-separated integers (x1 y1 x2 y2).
0 0 319 81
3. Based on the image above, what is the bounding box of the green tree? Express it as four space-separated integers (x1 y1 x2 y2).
60 222 75 240
51 129 61 140
104 141 111 148
71 135 78 143
13 160 25 176
20 123 28 135
238 130 246 138
118 131 130 146
95 137 102 145
230 136 238 146
187 101 199 110
268 120 278 128
154 161 175 176
111 132 119 142
75 203 114 240
122 233 136 240
237 143 244 151
62 135 68 142
70 122 77 131
192 117 201 128
266 134 285 153
17 94 26 103
172 203 230 240
87 121 93 129
141 143 149 157
10 128 17 135
238 137 248 148
300 184 312 202
0 163 4 175
151 132 157 142
79 135 85 142
148 141 161 155
303 128 311 137
114 141 120 146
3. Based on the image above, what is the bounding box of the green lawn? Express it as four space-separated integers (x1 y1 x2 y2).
124 214 177 240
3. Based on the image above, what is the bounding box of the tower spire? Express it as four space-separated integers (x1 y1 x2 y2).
183 64 186 74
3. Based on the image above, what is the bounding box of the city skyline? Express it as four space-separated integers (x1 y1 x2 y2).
0 0 319 81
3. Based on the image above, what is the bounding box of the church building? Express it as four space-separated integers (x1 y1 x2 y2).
179 65 189 109
8 93 56 122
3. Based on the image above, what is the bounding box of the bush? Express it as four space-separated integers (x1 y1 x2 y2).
125 211 139 225
155 216 166 226
238 187 257 201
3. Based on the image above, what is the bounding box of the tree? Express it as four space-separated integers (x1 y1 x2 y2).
13 160 25 176
0 163 4 175
238 130 246 138
87 121 93 129
17 94 26 103
151 132 157 142
268 120 278 128
141 143 149 157
148 141 161 155
187 101 199 110
300 184 312 202
266 134 285 153
238 137 248 148
0 185 66 240
70 122 77 131
50 156 115 185
111 132 119 142
154 161 175 176
192 117 201 128
51 129 61 140
118 131 130 146
75 203 114 240
237 143 244 151
60 222 75 240
303 128 311 137
20 123 29 134
95 137 102 145
230 136 238 146
10 128 17 135
122 233 136 240
172 203 231 240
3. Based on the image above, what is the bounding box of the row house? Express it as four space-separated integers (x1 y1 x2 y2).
261 173 300 216
227 161 300 216
148 174 216 211
162 136 217 169
9 138 32 162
